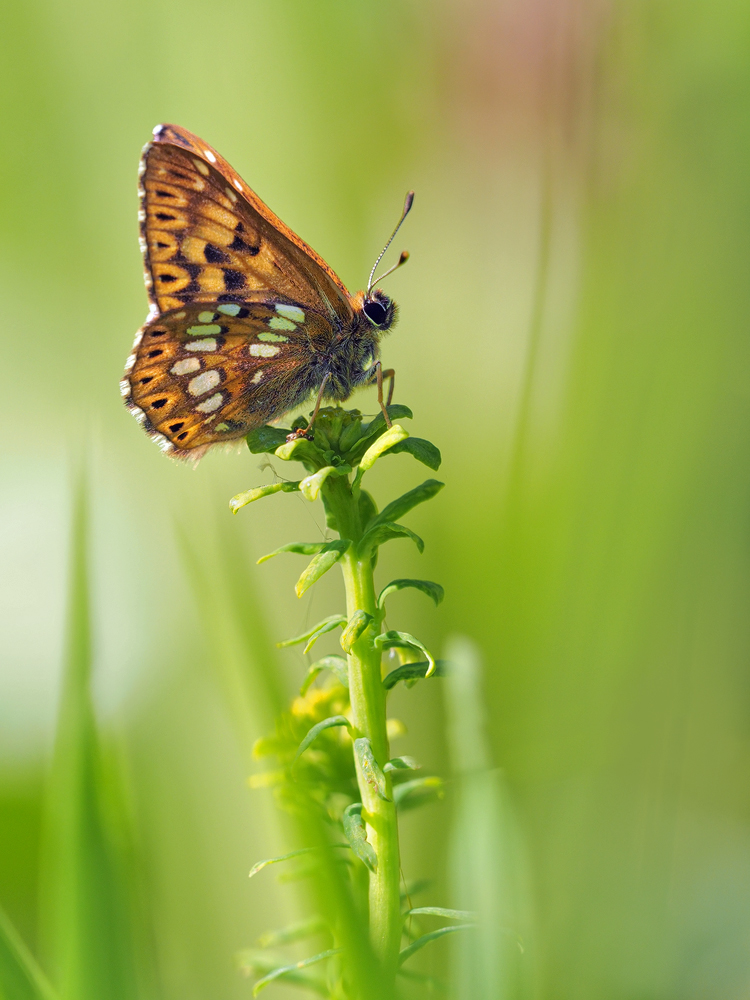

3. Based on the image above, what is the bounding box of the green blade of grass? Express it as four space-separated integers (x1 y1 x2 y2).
39 479 143 1000
0 903 58 1000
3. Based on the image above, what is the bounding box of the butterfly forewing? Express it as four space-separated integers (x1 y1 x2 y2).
124 300 331 456
140 124 353 327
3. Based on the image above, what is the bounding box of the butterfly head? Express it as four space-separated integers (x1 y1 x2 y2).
362 288 396 330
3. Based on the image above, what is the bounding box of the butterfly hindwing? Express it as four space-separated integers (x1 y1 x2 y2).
123 299 333 457
140 124 353 327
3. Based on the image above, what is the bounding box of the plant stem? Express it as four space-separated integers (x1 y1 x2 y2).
324 476 402 980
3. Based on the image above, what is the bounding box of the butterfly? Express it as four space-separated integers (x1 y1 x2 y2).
121 123 412 460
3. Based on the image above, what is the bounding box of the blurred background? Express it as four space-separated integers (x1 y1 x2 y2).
2 0 750 996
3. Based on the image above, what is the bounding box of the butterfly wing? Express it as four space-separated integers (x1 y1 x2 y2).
139 124 354 329
122 299 333 458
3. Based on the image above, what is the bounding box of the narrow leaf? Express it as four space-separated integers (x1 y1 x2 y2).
375 631 436 676
378 578 444 610
276 614 346 650
398 925 475 966
340 610 373 653
249 848 318 879
257 541 326 564
343 803 377 872
300 465 350 501
384 756 421 773
0 903 58 1000
370 480 445 530
300 655 348 696
294 716 352 761
357 522 424 560
383 660 449 691
295 540 350 598
230 480 300 514
252 948 341 996
387 436 442 471
393 776 445 812
353 738 390 800
274 436 324 465
246 425 290 453
359 424 409 473
238 950 328 996
357 489 378 529
406 907 476 921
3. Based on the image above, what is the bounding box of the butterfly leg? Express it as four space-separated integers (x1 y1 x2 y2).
287 374 331 441
371 363 395 427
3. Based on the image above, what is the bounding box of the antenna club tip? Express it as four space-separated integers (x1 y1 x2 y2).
398 251 410 264
404 191 415 213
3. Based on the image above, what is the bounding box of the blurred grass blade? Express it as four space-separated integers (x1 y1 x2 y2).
40 479 143 1000
445 637 534 1000
256 915 326 948
237 950 328 995
398 925 475 966
0 903 58 1000
406 907 475 921
392 777 444 811
249 848 319 879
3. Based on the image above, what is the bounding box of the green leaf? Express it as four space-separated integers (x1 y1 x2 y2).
299 465 350 501
375 631 435 676
342 803 377 872
384 756 421 773
357 489 378 529
383 660 449 691
357 522 424 560
252 948 341 996
249 848 320 879
257 541 327 564
294 716 352 761
256 916 327 948
0 903 58 1000
369 480 445 530
230 480 301 514
354 405 413 454
358 424 410 473
274 436 324 466
340 610 373 653
377 578 444 610
393 776 445 812
246 425 290 453
237 950 329 996
386 436 442 471
300 655 348 696
406 907 476 921
398 925 475 967
295 540 350 598
353 738 390 800
276 614 346 650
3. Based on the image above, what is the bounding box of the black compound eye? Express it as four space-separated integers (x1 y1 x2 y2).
363 299 388 327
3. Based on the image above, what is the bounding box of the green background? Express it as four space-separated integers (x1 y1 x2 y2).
2 0 750 996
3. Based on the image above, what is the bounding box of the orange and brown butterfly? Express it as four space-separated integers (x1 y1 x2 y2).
121 123 413 460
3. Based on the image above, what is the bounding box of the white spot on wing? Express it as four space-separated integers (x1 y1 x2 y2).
171 358 201 375
188 370 221 396
120 379 131 397
204 149 217 163
233 178 242 191
192 158 209 176
196 392 223 413
275 303 305 323
268 316 296 332
249 343 280 358
185 338 217 352
251 370 264 384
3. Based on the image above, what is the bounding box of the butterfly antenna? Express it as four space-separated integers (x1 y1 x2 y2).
367 191 415 294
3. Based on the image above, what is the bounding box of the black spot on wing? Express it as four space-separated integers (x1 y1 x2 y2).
230 234 260 255
205 243 231 264
223 269 246 290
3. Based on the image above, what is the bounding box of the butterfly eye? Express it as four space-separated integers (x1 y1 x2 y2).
363 298 389 327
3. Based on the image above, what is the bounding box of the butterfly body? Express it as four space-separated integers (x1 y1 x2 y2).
122 124 401 459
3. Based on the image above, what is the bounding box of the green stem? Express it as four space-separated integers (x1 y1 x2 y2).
324 476 402 980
